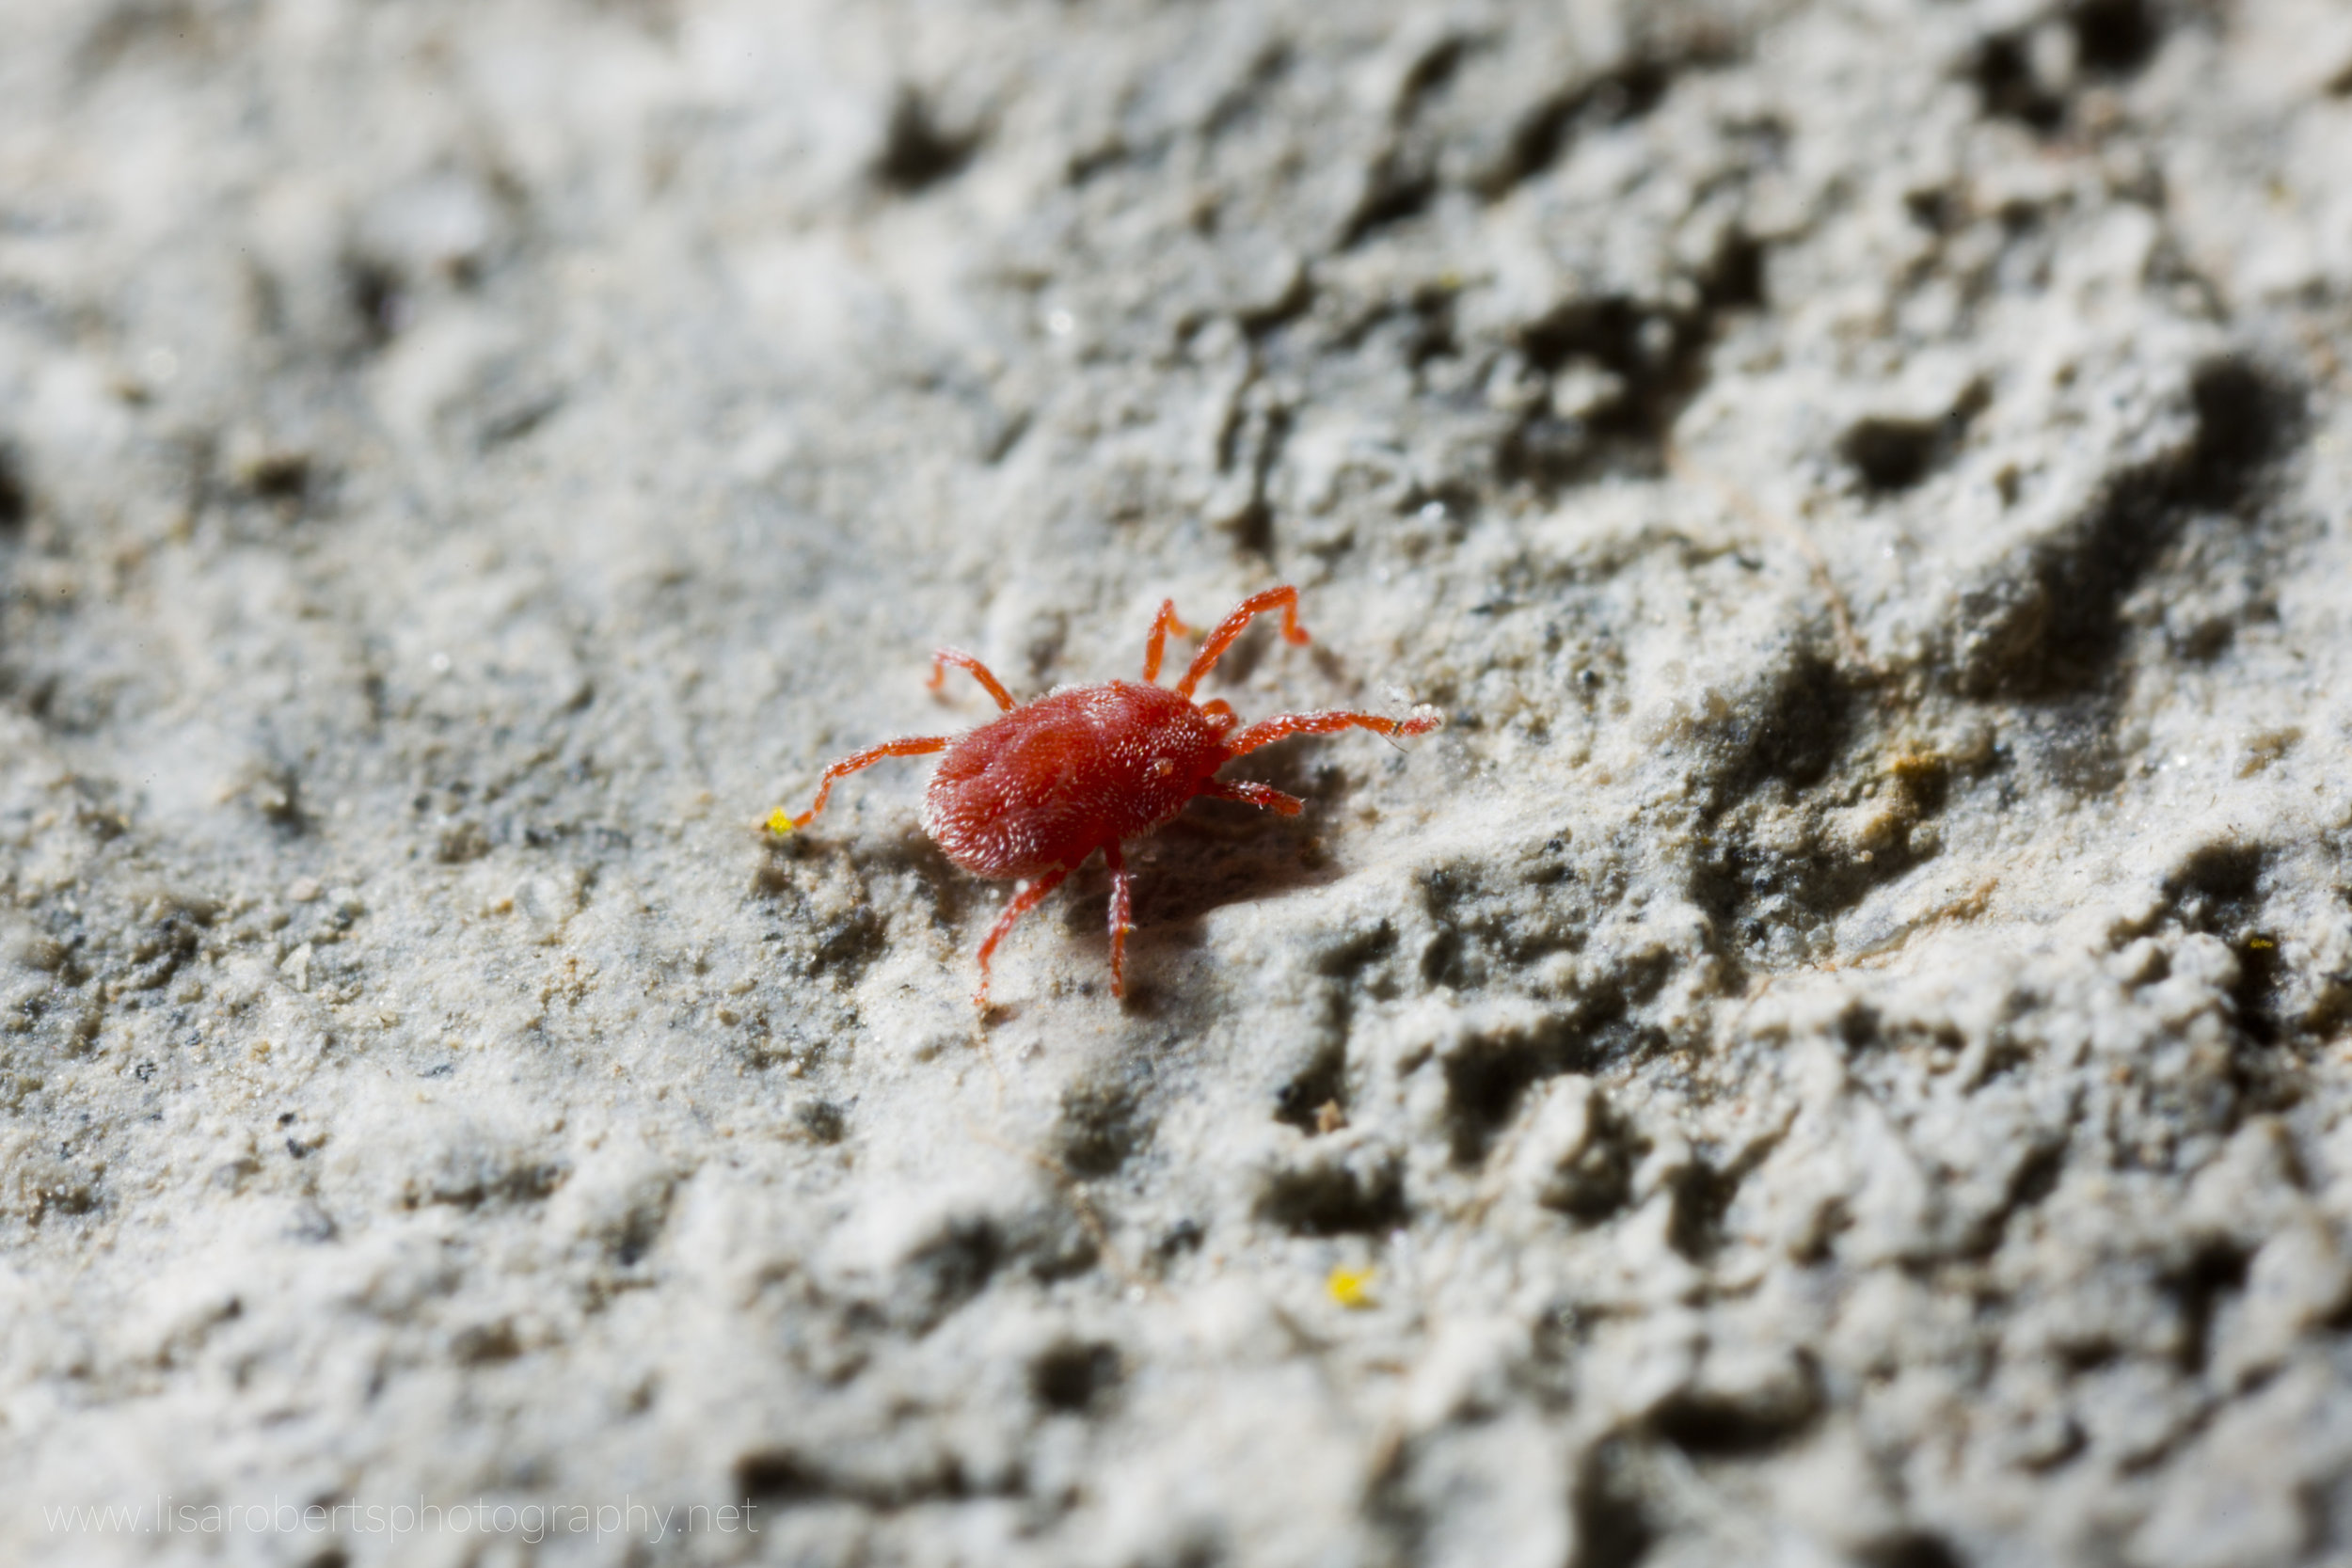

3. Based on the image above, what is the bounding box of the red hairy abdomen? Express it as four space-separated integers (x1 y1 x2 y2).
922 681 1225 879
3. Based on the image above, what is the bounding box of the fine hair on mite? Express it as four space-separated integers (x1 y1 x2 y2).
770 585 1442 1006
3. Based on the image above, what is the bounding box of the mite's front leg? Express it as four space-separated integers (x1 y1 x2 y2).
973 864 1073 1007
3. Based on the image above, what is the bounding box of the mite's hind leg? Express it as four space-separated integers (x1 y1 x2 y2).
1141 600 1196 685
928 649 1016 711
974 863 1073 1008
1223 707 1440 759
1177 585 1311 699
773 736 950 832
1200 778 1303 816
1104 842 1135 998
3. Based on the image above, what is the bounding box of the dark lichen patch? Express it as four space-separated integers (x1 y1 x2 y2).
451 1320 524 1365
793 1098 848 1144
435 820 492 863
414 1156 566 1211
807 905 888 982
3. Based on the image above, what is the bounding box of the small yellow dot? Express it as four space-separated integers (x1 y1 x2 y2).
1327 1266 1375 1309
766 808 796 835
2248 936 2275 950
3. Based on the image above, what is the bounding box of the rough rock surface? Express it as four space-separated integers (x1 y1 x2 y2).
4 1 2351 1564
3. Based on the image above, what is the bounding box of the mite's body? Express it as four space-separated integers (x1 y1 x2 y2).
772 586 1439 1006
922 682 1228 879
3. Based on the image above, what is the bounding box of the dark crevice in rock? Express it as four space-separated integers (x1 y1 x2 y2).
1841 384 1987 494
1254 1150 1403 1235
874 87 981 193
1029 1338 1121 1414
1482 58 1677 198
2163 841 2265 934
1391 35 1470 121
1056 1068 1153 1177
1702 651 1856 812
897 1215 1005 1325
342 255 407 350
2073 0 2162 75
1973 0 2165 132
1340 152 1438 247
1439 1005 1661 1164
1835 422 1929 491
1572 1440 1657 1568
1499 229 1767 492
1199 38 1294 144
2160 840 2285 1043
734 1448 982 1511
2167 1240 2249 1375
1665 1134 1781 1261
0 442 26 531
1272 1035 1346 1134
1686 654 1990 973
1972 35 2064 131
1952 356 2300 700
1651 1367 1821 1456
1978 1136 2069 1254
1865 1534 1968 1568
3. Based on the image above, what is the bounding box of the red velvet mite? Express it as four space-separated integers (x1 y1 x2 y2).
770 586 1441 1006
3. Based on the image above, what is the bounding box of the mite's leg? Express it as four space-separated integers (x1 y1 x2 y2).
1104 841 1135 997
1141 600 1195 685
1224 708 1441 759
974 863 1073 1007
773 736 949 832
1200 778 1303 816
928 649 1016 712
1176 585 1311 699
1198 698 1239 733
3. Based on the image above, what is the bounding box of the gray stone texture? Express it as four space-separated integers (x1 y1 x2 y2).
3 0 2351 1563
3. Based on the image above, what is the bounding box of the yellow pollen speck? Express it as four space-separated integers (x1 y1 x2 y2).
2248 936 2275 950
1327 1266 1375 1309
766 808 796 836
